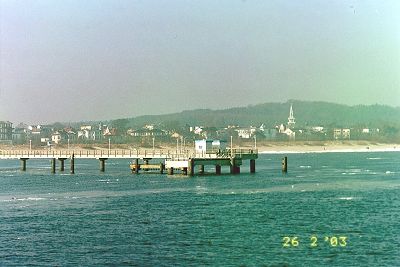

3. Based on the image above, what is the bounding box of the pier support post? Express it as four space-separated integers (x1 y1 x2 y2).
215 165 221 175
250 159 256 173
182 167 188 175
160 163 164 174
230 158 240 174
58 158 66 172
99 158 107 172
188 158 194 176
282 156 288 173
143 159 150 172
134 159 139 174
199 165 204 174
51 158 56 173
234 166 240 174
167 167 174 175
70 154 75 174
20 158 28 171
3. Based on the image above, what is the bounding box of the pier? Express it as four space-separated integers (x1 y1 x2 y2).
0 148 258 176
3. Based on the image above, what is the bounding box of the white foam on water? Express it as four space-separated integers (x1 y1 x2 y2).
367 157 382 160
385 171 395 174
14 197 47 201
299 165 312 168
338 197 354 200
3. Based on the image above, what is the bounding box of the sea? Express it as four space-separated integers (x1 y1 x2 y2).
0 152 399 267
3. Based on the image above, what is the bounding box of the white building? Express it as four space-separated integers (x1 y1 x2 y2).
78 126 97 140
236 127 257 139
195 139 227 154
51 131 62 144
312 126 324 133
334 129 351 140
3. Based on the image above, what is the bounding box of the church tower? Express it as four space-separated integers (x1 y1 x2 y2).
288 104 295 128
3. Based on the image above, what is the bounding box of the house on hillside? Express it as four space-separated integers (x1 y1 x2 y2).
127 128 167 137
277 124 295 140
52 131 62 144
0 121 13 144
333 128 351 140
236 127 257 139
78 125 97 141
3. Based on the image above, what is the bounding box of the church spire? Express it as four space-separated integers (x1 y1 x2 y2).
288 104 295 127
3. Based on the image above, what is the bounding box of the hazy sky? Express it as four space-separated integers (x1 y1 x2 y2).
1 0 399 124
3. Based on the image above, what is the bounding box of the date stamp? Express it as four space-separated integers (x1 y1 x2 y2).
282 236 347 248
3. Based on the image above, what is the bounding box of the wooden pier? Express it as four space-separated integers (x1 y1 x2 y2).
0 148 258 176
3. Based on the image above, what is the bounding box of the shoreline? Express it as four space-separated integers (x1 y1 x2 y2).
256 142 400 154
1 141 399 154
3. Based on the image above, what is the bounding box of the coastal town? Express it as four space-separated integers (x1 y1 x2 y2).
0 105 393 149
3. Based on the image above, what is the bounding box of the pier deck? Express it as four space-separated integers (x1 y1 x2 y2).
0 148 258 175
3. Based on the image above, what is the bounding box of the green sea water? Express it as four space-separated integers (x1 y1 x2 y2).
0 152 399 266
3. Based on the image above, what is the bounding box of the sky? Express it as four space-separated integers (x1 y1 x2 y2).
1 0 399 124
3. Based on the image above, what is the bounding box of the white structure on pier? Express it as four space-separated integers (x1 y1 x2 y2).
195 140 227 154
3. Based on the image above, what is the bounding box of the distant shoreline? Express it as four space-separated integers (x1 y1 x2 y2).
256 142 399 154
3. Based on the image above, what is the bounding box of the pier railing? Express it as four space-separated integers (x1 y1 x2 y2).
0 148 258 160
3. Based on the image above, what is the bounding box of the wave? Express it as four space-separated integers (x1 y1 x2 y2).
338 197 354 200
7 197 48 201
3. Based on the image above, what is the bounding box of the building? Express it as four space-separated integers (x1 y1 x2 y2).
342 129 351 139
51 131 62 144
236 127 257 139
0 121 13 143
127 128 167 137
77 125 97 141
278 124 295 140
12 128 27 144
195 139 226 154
334 129 351 140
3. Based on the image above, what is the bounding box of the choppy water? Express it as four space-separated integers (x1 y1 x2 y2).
0 152 399 266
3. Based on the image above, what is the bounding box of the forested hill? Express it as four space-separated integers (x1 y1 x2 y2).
112 100 400 129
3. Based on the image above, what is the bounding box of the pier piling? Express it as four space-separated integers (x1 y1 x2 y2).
160 163 164 174
20 158 28 171
167 167 174 175
51 158 56 173
230 158 240 174
188 159 194 176
250 159 256 173
134 159 139 174
199 165 204 174
99 158 107 172
215 164 221 175
282 156 288 173
70 154 75 174
58 158 66 172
